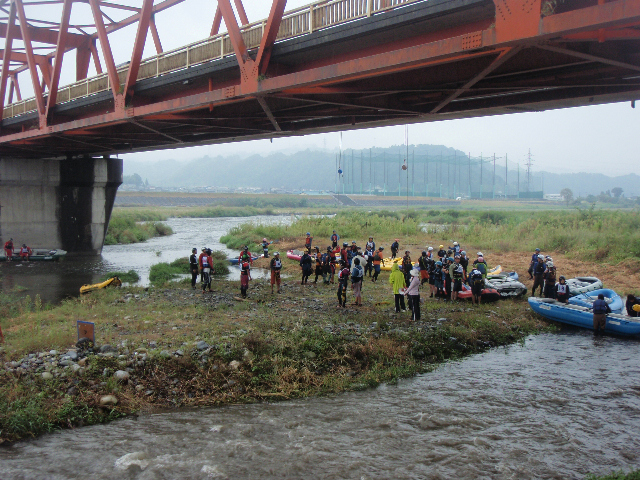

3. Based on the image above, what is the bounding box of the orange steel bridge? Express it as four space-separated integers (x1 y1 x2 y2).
2 0 640 159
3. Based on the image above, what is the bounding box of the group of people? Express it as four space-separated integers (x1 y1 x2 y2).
3 238 32 261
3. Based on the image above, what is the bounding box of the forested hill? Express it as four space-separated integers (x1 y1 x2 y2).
123 145 640 197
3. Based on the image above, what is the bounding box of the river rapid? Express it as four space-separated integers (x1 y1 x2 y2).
2 216 640 479
1 332 640 479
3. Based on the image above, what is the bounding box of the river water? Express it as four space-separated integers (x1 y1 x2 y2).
0 216 292 304
1 332 639 479
2 216 640 478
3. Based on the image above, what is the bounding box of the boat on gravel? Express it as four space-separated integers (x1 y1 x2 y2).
80 276 122 294
528 296 640 336
1 249 67 261
484 274 527 298
568 289 624 314
565 277 603 295
286 250 304 261
458 283 501 302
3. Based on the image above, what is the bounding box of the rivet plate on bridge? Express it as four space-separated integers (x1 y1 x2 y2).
224 86 236 98
462 32 483 50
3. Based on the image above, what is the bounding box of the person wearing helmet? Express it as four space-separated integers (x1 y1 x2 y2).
543 261 557 298
330 230 340 249
433 260 444 298
19 243 32 261
443 256 454 301
328 246 338 284
337 260 350 308
449 255 464 301
366 237 376 256
198 247 208 283
528 248 541 279
391 239 400 260
626 293 640 317
472 254 488 279
313 246 324 284
351 257 364 306
240 260 251 298
427 254 437 297
437 245 447 260
238 246 253 266
201 248 213 293
426 246 434 259
261 237 273 258
270 252 282 293
451 241 461 256
531 254 546 297
300 249 313 285
340 242 349 265
418 251 430 285
372 246 384 282
348 241 358 268
555 276 571 303
592 293 611 335
189 247 199 289
304 232 313 253
459 251 469 280
469 267 484 305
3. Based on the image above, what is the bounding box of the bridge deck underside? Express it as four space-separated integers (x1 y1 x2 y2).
2 0 640 159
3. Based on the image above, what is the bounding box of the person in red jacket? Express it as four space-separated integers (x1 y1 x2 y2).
4 238 13 260
19 244 32 261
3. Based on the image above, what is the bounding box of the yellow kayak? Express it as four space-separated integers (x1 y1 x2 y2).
380 257 417 272
80 276 122 294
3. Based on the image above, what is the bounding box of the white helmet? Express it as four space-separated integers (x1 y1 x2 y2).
477 252 483 257
453 241 458 246
427 246 434 251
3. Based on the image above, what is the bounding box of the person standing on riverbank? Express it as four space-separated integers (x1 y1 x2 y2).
313 247 323 284
201 249 213 293
592 293 611 335
198 247 207 283
189 248 199 289
261 238 272 258
270 252 282 294
406 268 421 321
531 255 546 297
305 232 313 253
544 261 557 298
351 257 364 306
450 255 464 301
418 251 429 285
240 261 251 298
4 238 13 260
372 246 383 282
300 250 312 285
331 230 339 249
528 248 541 279
337 260 349 307
469 267 484 305
389 263 406 312
391 239 399 260
402 251 412 287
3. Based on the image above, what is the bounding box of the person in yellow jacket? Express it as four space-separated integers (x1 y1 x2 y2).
389 263 407 312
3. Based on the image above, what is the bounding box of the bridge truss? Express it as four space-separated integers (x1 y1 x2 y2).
1 0 640 159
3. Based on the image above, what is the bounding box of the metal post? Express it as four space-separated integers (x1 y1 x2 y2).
369 148 372 195
505 153 508 198
493 153 496 199
468 152 471 198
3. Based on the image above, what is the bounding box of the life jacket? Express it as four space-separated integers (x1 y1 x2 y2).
534 262 546 275
340 249 348 261
593 299 609 314
4 241 12 250
452 263 464 280
391 241 399 251
373 251 382 264
305 237 312 247
419 256 429 270
190 254 198 266
366 241 375 252
474 261 487 276
202 256 210 268
546 266 556 282
262 241 269 250
339 267 350 283
331 234 338 243
557 283 568 295
271 258 282 270
402 256 412 270
452 245 461 255
351 265 363 282
470 269 484 286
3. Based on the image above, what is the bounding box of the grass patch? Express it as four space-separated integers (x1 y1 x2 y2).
149 252 230 285
588 471 640 480
105 211 173 245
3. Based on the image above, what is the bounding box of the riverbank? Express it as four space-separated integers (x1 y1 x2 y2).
0 266 548 444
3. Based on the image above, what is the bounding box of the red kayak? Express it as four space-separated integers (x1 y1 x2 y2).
457 283 500 302
286 250 304 261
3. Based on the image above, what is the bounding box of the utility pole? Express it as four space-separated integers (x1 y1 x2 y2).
383 151 386 196
492 153 496 199
468 152 471 198
360 150 363 195
369 149 372 195
505 153 508 198
480 153 483 200
525 148 534 192
517 162 520 199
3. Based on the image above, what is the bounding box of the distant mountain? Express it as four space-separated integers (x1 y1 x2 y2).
123 145 640 197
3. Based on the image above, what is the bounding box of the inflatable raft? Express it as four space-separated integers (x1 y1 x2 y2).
568 288 624 314
529 296 640 336
565 277 603 296
1 249 67 261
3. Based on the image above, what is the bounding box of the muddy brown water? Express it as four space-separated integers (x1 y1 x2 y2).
0 216 292 304
1 332 640 479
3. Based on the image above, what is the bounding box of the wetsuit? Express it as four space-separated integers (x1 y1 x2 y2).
531 261 546 297
555 282 570 303
270 257 282 292
240 263 250 298
189 252 199 288
372 249 383 282
592 298 611 333
300 252 312 284
544 265 557 298
4 240 13 260
391 241 399 260
337 267 349 307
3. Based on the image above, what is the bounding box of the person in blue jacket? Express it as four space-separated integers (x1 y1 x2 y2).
592 293 611 335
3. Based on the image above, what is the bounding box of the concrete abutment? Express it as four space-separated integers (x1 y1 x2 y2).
0 157 122 255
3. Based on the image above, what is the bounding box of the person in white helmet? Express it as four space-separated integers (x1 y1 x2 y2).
261 237 273 258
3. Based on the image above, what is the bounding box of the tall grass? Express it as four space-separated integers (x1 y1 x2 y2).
105 213 173 245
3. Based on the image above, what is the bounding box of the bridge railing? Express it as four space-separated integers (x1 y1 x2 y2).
2 0 422 120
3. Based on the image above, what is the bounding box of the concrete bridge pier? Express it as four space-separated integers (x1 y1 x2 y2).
0 157 122 255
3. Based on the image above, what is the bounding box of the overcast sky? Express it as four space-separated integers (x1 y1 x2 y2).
10 0 640 174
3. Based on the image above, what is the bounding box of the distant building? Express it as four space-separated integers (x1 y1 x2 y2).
544 194 564 201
